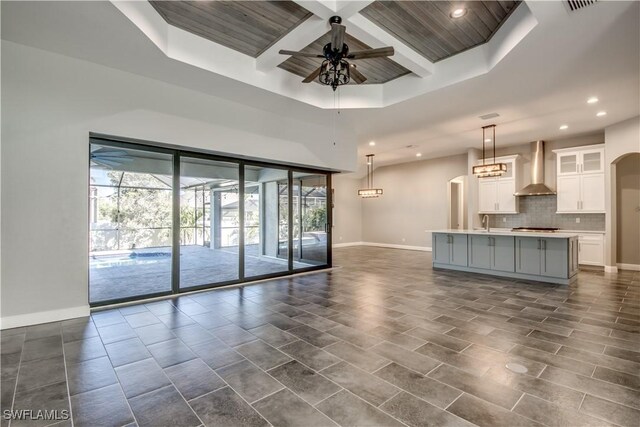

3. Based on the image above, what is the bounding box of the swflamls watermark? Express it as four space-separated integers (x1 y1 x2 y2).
2 409 70 421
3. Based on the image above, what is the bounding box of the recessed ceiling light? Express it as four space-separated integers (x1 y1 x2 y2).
416 153 422 157
559 125 568 130
587 97 599 104
596 111 607 117
369 141 376 146
484 138 492 143
450 7 467 18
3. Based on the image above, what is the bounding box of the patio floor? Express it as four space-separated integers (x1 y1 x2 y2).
89 244 324 303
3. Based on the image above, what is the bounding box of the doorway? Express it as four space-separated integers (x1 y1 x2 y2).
615 153 640 269
448 176 467 230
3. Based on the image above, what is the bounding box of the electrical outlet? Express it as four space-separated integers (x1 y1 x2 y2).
502 217 507 223
401 238 406 242
576 217 581 224
339 236 343 240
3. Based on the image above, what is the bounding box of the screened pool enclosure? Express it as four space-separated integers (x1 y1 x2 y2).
89 138 331 305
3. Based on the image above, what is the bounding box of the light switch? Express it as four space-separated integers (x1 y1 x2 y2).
576 217 581 223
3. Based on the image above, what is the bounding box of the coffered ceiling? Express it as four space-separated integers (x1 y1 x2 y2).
360 1 521 62
108 0 537 107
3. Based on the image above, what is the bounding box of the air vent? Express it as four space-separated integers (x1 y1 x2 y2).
479 113 500 120
566 0 597 12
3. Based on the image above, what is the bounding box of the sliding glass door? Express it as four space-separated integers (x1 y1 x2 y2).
293 173 328 268
89 138 331 306
244 166 289 279
179 157 240 289
89 144 174 304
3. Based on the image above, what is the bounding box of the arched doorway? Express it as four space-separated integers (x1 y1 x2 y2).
448 175 467 230
615 153 640 270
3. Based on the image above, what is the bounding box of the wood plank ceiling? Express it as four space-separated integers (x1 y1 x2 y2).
149 1 312 57
360 1 522 62
278 32 411 85
148 0 521 83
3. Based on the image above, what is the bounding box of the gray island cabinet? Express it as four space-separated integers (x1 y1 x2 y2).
433 230 579 285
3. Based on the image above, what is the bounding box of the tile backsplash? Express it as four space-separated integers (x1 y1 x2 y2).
487 195 605 231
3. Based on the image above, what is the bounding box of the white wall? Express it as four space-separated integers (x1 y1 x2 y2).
0 41 357 328
604 116 640 269
331 175 363 246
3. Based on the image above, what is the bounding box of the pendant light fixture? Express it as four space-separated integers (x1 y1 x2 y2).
472 124 507 178
358 154 383 198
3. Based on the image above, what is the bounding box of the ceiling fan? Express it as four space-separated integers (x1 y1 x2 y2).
90 146 133 169
279 16 394 91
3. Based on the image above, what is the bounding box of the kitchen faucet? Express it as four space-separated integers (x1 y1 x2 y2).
482 215 490 232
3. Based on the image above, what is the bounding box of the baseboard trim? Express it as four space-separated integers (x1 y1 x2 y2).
617 263 640 271
0 305 90 330
333 241 432 252
362 242 432 252
332 242 364 248
604 265 619 273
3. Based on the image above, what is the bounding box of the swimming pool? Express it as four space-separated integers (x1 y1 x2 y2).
90 251 172 268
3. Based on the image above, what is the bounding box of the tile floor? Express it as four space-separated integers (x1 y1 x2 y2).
1 246 639 427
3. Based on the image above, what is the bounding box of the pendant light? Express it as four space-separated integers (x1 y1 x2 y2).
472 124 507 178
358 154 383 198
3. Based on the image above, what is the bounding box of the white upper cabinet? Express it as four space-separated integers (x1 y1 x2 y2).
477 155 520 214
553 144 605 213
556 145 604 176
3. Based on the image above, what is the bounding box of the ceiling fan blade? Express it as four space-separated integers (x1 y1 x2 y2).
302 66 322 83
347 47 394 60
349 64 367 84
330 23 346 51
279 49 323 58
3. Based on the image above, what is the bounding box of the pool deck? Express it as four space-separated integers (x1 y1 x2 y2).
89 244 324 303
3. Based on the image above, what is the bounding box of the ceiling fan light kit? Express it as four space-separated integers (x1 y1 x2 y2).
473 124 507 178
279 16 394 91
358 154 383 198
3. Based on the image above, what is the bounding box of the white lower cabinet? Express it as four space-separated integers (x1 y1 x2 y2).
578 234 604 266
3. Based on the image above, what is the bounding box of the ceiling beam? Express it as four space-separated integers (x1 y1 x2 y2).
292 0 336 20
335 1 375 18
346 14 434 77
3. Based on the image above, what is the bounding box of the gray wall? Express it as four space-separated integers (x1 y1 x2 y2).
361 154 468 247
616 153 640 265
488 196 605 230
332 175 363 244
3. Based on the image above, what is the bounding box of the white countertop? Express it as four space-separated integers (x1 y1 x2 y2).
559 229 605 234
432 229 580 238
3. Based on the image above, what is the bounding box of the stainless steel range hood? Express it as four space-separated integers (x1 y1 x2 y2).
514 141 556 196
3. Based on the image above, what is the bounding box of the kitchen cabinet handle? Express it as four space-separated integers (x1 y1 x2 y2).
577 201 580 210
542 240 546 250
537 239 541 250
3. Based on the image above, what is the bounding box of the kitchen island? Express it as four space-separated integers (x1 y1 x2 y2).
432 230 579 285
